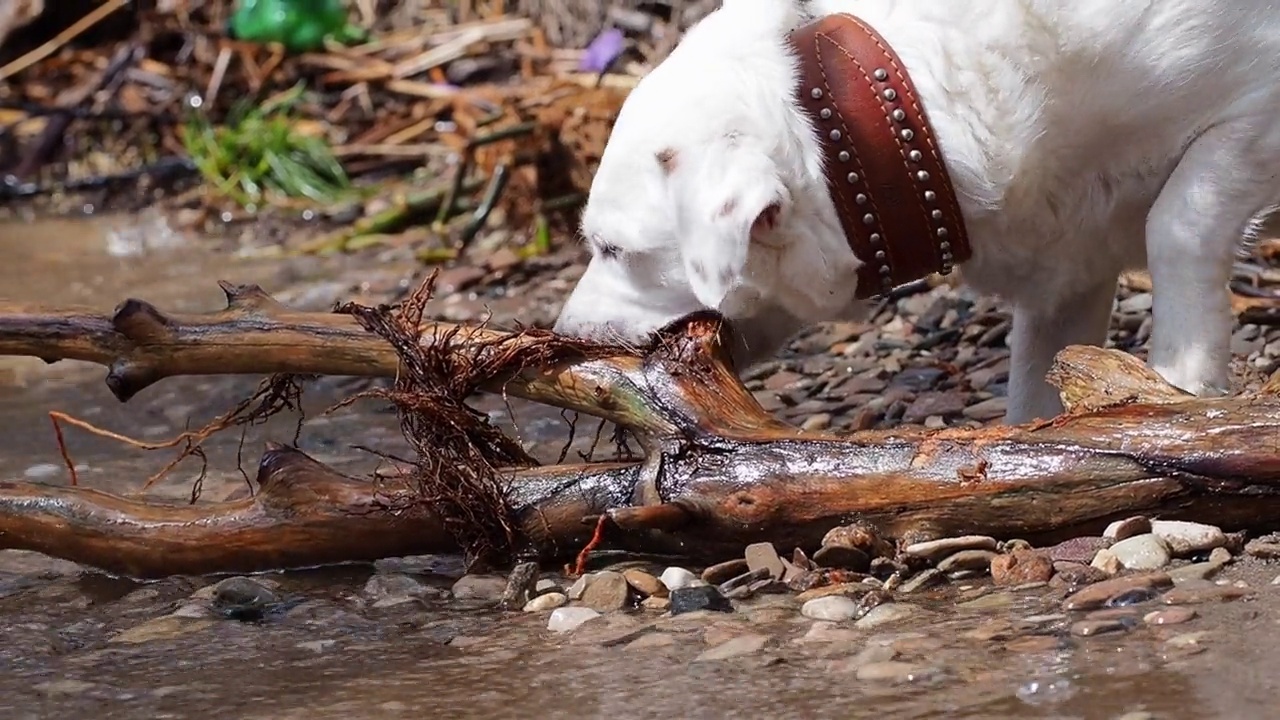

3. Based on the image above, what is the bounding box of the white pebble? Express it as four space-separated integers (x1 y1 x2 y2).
659 567 700 592
1149 520 1226 556
523 592 568 612
801 595 859 622
23 463 62 480
547 606 600 633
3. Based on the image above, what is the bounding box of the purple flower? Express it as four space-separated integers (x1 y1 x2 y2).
580 28 626 73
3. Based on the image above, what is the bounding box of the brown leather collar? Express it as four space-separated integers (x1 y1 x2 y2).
788 14 971 299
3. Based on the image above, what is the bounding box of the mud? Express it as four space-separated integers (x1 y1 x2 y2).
2 215 1280 720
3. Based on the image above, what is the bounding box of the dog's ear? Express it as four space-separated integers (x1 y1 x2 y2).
681 141 790 310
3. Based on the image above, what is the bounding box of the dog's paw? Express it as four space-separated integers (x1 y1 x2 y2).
1149 364 1230 398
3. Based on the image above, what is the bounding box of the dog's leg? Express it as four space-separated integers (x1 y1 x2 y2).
1145 124 1275 398
1005 276 1118 424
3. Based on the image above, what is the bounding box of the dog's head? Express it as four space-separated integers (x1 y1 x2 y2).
553 0 862 367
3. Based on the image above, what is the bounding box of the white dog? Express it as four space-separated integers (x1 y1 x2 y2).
553 0 1280 424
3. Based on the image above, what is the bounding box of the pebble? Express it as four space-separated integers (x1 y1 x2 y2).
855 660 939 684
23 463 63 480
744 542 786 580
1069 618 1131 637
547 607 601 633
795 582 868 602
694 633 769 661
822 523 893 558
1144 607 1197 625
622 569 666 598
1091 548 1123 575
523 592 568 612
904 535 998 562
211 576 281 620
962 397 1007 421
1104 516 1152 541
1245 540 1280 559
1108 534 1172 570
990 550 1054 586
854 603 919 629
1062 572 1172 611
796 621 861 644
1208 547 1233 565
1160 583 1254 605
670 585 734 615
1105 587 1162 608
451 574 509 602
1168 560 1226 585
1165 631 1211 648
899 568 945 593
1149 520 1226 556
625 633 677 650
801 595 860 622
701 559 749 586
498 561 541 609
579 571 631 611
169 602 214 619
902 392 967 423
641 596 671 612
812 545 870 572
1050 561 1109 587
1045 536 1108 564
957 592 1014 610
936 550 998 574
110 617 214 644
659 567 701 592
363 574 430 608
801 413 832 431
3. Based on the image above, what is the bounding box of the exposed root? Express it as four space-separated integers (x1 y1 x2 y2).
333 270 635 567
48 373 309 500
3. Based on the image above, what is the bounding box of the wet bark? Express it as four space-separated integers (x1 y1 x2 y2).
1 283 1279 579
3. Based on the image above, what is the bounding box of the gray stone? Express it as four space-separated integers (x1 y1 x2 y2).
451 574 509 602
1109 534 1172 571
744 542 786 580
801 595 859 622
670 585 734 615
579 571 631 611
364 574 429 604
1150 520 1226 556
547 606 601 633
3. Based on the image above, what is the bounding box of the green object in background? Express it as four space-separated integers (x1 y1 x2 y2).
228 0 367 53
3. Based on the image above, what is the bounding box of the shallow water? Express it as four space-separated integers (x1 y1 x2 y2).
1 215 1278 720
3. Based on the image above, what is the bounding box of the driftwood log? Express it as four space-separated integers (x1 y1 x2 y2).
1 282 1279 579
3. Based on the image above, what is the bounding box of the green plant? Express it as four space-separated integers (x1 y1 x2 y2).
181 83 351 209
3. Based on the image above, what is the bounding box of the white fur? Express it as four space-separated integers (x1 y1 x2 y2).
553 0 1280 424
